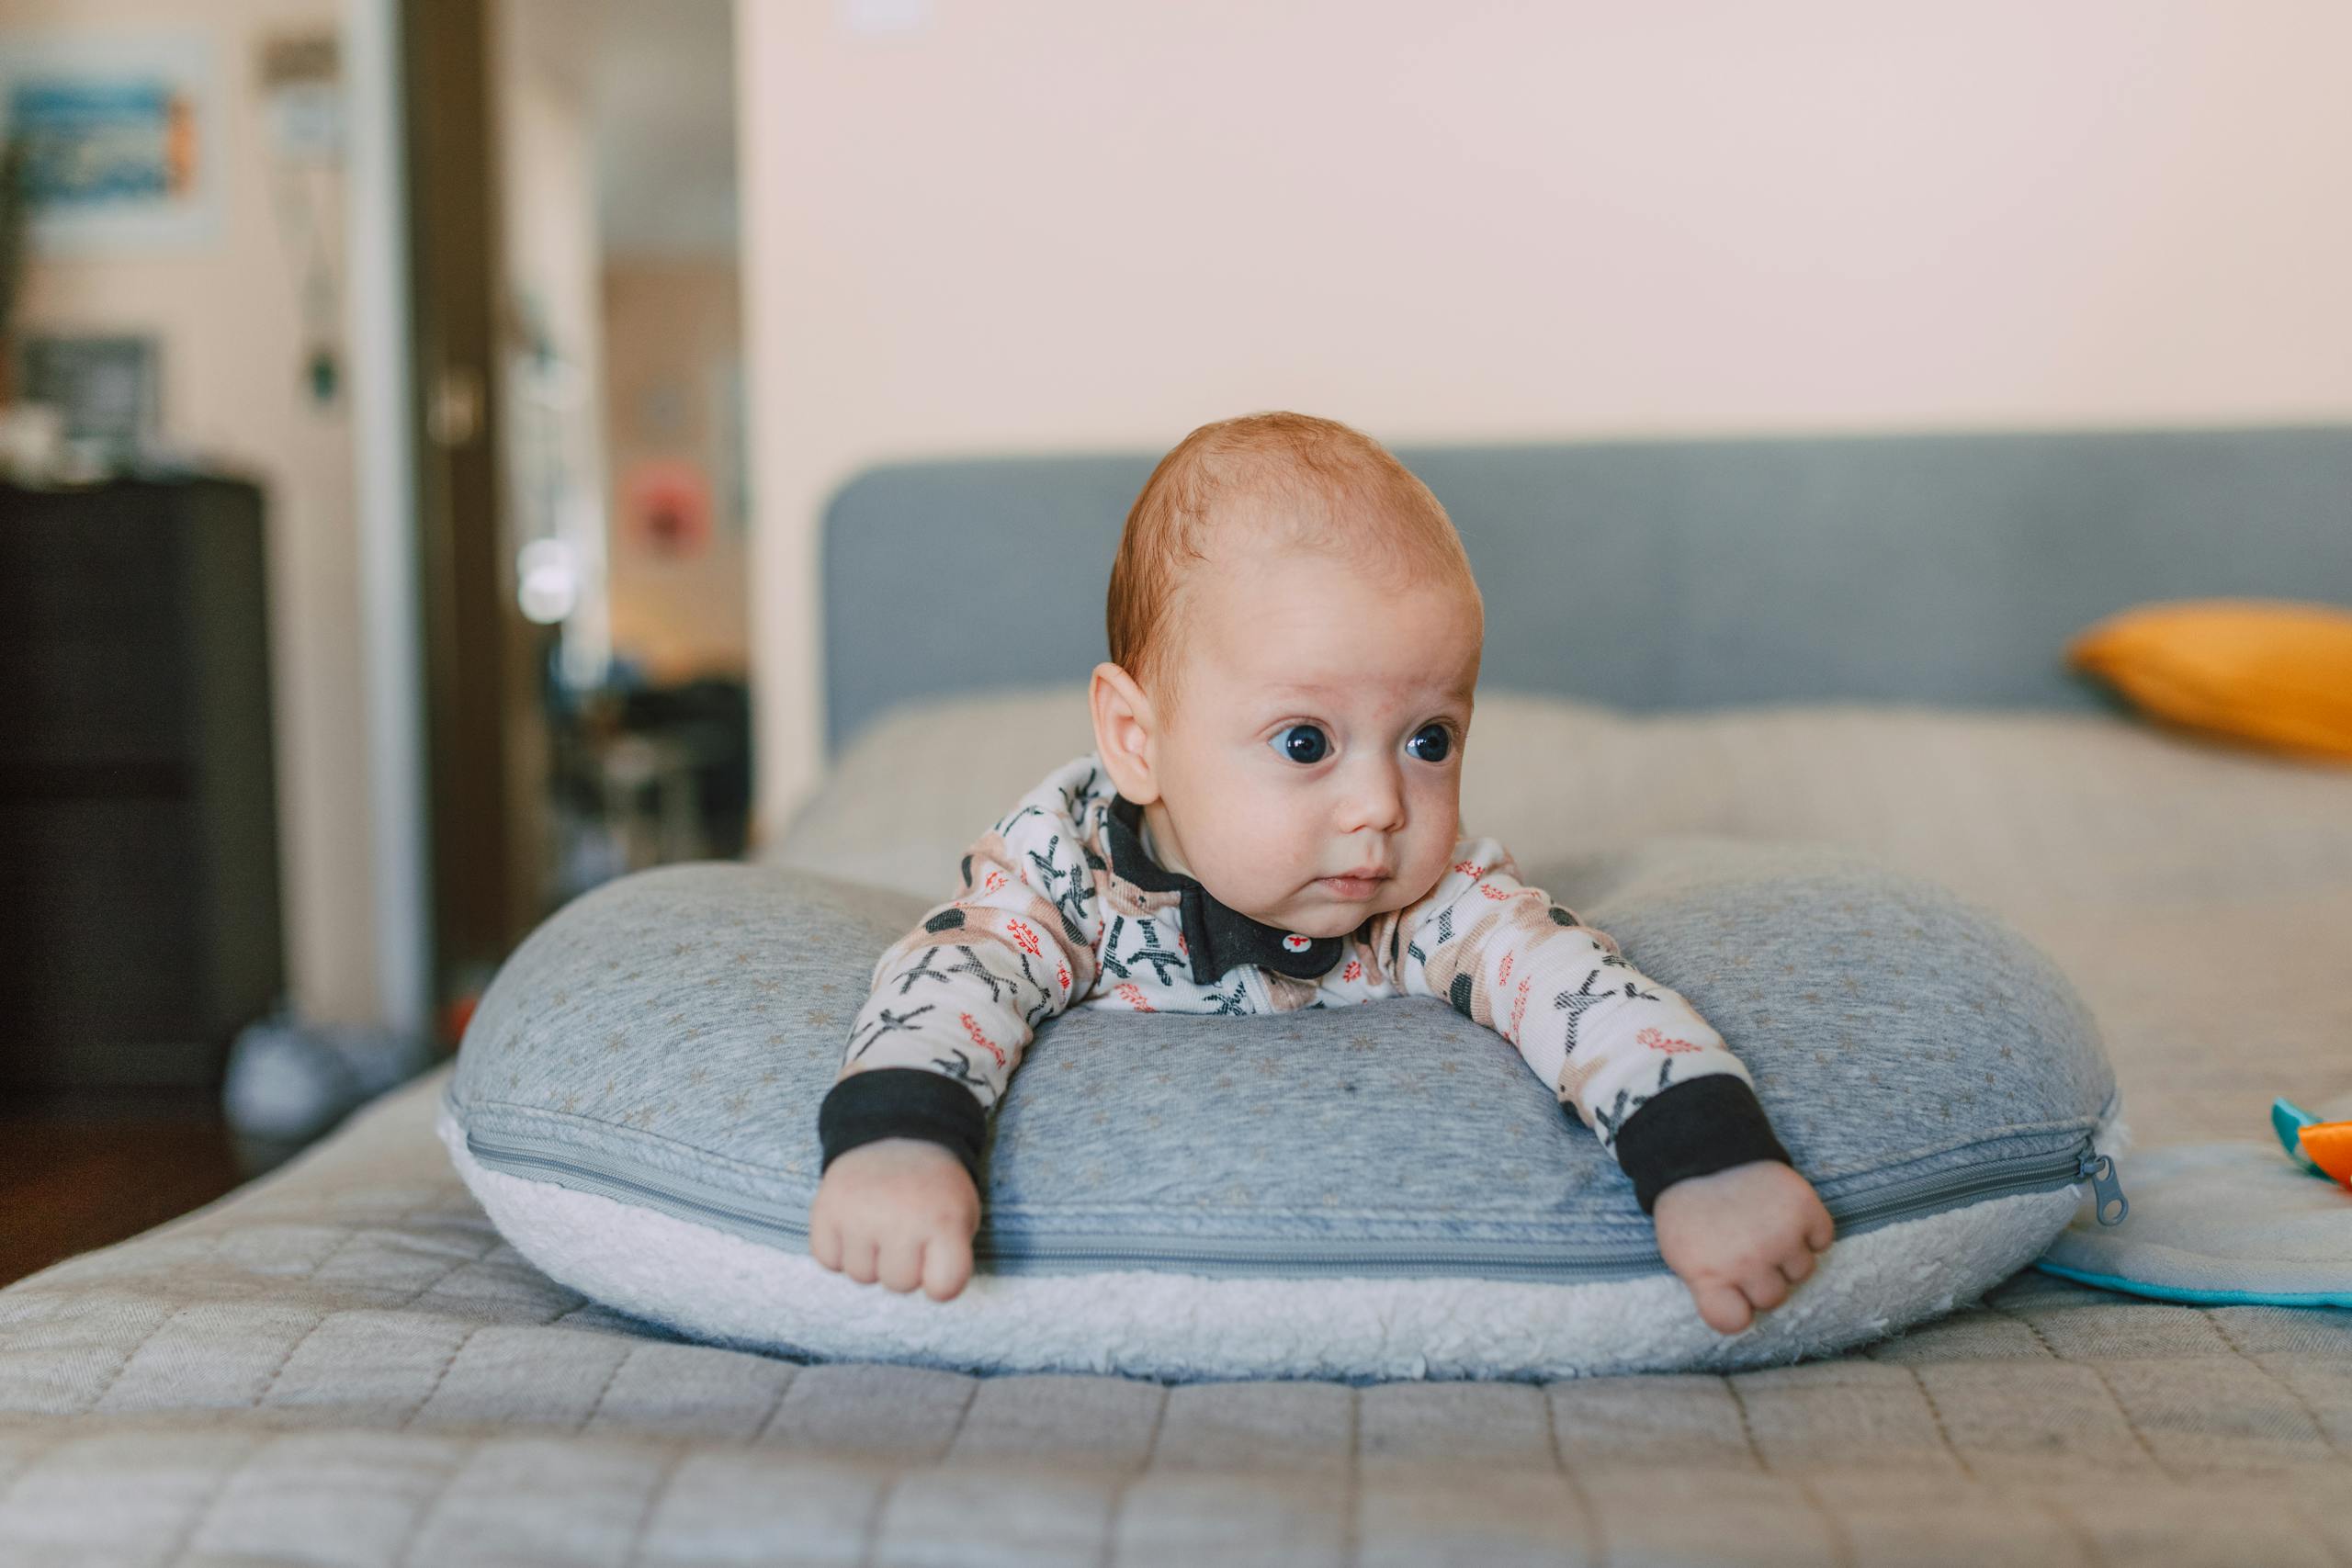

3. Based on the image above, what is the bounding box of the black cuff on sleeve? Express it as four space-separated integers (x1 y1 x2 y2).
818 1068 989 1189
1611 1075 1792 1214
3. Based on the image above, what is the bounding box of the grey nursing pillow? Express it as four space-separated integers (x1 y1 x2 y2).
440 838 2120 1380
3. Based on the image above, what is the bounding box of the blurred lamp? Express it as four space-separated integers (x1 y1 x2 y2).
516 537 579 625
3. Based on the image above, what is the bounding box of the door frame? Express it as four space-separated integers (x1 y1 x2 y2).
398 0 550 1022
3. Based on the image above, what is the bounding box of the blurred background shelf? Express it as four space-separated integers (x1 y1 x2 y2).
0 476 284 1096
0 475 281 1284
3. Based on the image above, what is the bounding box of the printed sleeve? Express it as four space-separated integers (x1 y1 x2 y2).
1387 838 1791 1211
816 768 1108 1184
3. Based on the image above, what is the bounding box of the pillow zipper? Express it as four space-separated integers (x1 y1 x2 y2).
455 1105 2125 1284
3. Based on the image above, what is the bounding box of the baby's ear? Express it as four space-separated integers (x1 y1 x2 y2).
1089 661 1160 803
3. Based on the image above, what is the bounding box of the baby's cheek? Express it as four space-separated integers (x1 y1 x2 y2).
1221 792 1355 913
1412 795 1463 874
1230 829 1313 903
1400 828 1453 895
1221 804 1309 878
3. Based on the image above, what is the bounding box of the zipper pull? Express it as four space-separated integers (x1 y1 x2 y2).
2078 1145 2129 1226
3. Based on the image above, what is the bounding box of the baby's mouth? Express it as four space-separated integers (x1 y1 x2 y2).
1317 871 1388 898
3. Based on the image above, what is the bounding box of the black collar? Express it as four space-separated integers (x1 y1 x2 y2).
1103 795 1348 985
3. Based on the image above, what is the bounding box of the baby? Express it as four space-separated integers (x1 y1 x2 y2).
810 412 1833 1332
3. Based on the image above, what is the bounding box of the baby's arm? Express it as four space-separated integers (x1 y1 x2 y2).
1386 840 1832 1333
811 784 1103 1301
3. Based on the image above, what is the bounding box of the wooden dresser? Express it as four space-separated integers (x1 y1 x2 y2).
0 477 284 1096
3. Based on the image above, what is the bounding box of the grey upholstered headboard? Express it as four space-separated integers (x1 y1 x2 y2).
821 426 2352 751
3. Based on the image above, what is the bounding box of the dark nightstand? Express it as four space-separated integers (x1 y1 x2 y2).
0 476 285 1098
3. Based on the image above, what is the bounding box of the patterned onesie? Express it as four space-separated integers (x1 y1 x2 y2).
819 753 1790 1212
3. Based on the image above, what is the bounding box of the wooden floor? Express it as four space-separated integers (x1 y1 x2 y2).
0 1103 247 1288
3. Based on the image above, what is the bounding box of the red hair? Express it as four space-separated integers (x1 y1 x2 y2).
1106 412 1479 709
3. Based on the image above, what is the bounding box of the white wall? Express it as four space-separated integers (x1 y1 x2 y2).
739 0 2352 835
6 0 383 1024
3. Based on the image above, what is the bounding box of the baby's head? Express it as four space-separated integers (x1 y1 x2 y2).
1091 412 1484 938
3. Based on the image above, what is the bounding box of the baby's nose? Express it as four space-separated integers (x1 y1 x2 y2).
1337 759 1408 832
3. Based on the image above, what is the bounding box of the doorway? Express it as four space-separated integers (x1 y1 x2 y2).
403 0 751 1024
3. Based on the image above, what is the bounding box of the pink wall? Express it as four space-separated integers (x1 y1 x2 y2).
741 0 2352 832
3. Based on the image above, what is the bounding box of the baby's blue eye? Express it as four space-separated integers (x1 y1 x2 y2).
1407 724 1452 762
1272 724 1329 764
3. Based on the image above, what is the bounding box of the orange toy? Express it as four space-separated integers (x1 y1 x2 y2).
2301 1122 2352 1188
2273 1099 2352 1189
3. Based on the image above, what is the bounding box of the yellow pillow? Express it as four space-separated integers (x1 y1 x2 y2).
2067 600 2352 762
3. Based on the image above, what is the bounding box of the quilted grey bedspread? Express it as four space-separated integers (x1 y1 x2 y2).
5 697 2349 1566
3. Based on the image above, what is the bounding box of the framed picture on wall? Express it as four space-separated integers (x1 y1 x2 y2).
0 31 220 253
19 333 160 463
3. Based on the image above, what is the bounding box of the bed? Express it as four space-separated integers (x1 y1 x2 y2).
5 427 2349 1566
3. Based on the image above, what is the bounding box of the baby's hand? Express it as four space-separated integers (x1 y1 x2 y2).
1651 1160 1835 1335
808 1138 981 1302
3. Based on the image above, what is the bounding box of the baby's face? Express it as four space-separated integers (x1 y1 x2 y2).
1140 548 1481 939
